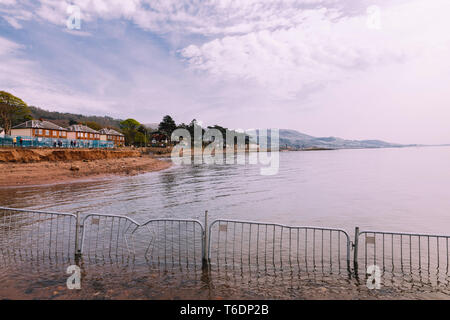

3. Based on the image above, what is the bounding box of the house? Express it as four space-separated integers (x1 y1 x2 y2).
66 124 100 141
11 120 68 138
150 131 168 147
98 128 125 147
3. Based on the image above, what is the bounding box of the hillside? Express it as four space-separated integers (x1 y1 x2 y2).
29 106 123 129
261 129 411 150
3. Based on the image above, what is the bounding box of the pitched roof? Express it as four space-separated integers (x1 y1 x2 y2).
66 124 99 134
99 128 124 136
13 120 67 131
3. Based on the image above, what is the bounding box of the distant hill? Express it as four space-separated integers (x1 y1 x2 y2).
259 129 413 150
29 106 123 129
144 123 159 130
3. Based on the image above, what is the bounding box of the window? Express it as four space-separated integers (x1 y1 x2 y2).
39 129 43 135
53 131 57 137
45 130 49 135
34 129 39 135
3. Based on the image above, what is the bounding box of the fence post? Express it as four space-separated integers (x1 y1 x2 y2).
353 226 359 275
202 210 209 270
74 212 82 259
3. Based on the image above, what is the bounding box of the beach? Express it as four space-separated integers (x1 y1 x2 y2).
0 148 171 187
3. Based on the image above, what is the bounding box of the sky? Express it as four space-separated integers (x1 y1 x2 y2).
0 0 449 145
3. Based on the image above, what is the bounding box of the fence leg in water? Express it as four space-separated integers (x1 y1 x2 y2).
202 210 210 271
75 212 82 259
353 226 359 276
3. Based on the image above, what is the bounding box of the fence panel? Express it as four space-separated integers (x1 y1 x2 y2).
80 214 140 260
4 204 450 288
132 219 204 268
0 207 77 260
355 230 450 286
208 219 351 273
0 135 114 148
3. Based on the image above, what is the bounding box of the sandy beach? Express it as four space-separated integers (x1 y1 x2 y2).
0 148 171 187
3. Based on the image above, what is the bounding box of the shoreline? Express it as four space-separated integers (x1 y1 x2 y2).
0 148 172 187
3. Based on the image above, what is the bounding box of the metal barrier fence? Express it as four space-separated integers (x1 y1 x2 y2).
0 207 77 259
0 135 114 148
80 213 140 260
2 206 450 283
208 219 351 273
133 219 204 268
354 227 450 285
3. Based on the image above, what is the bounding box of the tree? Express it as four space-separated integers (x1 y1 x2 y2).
85 121 103 131
188 119 205 142
137 125 152 147
134 132 146 147
158 115 177 143
120 118 141 146
0 91 30 135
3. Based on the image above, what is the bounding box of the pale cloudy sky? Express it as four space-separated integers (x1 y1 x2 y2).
1 0 449 144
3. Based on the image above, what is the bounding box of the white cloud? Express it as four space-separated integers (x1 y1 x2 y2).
2 0 340 35
0 35 118 115
0 0 17 5
2 0 450 143
2 15 22 28
180 0 450 99
0 36 22 54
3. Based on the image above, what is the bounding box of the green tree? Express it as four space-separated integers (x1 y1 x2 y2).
0 91 30 135
134 132 146 147
137 125 152 147
187 119 205 143
85 121 103 131
120 118 141 146
158 115 177 143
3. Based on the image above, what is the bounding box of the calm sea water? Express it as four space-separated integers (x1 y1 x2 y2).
2 146 450 235
2 146 450 299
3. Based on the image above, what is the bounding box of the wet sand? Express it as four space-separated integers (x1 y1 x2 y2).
0 152 171 187
1 263 449 300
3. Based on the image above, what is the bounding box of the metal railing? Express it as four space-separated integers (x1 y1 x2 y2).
208 219 351 273
0 207 77 259
134 219 204 268
80 213 140 260
2 206 450 286
354 227 450 285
